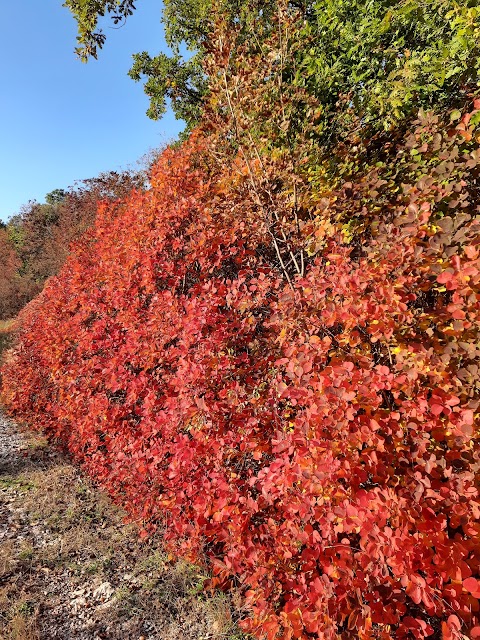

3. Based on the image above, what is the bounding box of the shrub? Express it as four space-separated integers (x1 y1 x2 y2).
2 104 480 640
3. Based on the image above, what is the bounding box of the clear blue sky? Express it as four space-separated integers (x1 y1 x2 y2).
0 0 183 222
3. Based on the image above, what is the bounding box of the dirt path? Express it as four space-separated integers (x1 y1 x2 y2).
0 410 245 640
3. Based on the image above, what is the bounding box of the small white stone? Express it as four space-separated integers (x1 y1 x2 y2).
93 581 114 601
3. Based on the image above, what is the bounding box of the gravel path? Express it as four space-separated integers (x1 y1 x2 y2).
0 409 244 640
0 410 26 472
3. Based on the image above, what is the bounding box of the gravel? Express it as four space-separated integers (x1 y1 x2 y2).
0 409 27 471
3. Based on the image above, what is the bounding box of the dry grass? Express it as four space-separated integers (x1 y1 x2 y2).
0 319 15 335
0 592 40 640
0 429 249 640
0 318 16 364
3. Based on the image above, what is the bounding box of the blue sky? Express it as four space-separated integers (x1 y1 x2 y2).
0 0 183 222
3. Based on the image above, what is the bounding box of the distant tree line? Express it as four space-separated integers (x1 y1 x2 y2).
0 169 145 320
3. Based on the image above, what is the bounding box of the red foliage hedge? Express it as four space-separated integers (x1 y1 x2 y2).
2 109 480 639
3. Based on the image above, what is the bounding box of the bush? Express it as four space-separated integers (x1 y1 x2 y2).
2 105 480 640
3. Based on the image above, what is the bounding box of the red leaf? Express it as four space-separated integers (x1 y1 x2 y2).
463 577 480 594
437 271 454 284
430 403 444 416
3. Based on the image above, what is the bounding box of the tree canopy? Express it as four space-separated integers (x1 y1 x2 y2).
65 0 480 138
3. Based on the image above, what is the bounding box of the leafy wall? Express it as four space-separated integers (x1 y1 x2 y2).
2 102 480 638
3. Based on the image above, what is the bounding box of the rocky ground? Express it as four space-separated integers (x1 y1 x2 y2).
0 410 247 640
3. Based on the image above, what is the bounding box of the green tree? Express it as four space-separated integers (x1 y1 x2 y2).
63 0 137 61
128 50 207 124
297 0 480 137
64 0 480 142
64 0 212 129
45 188 67 205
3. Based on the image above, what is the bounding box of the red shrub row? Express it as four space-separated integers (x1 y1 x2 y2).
2 113 480 639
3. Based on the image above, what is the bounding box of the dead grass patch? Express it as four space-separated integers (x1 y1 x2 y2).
0 592 40 640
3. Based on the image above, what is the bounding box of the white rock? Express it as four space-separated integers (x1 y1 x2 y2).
93 581 114 601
